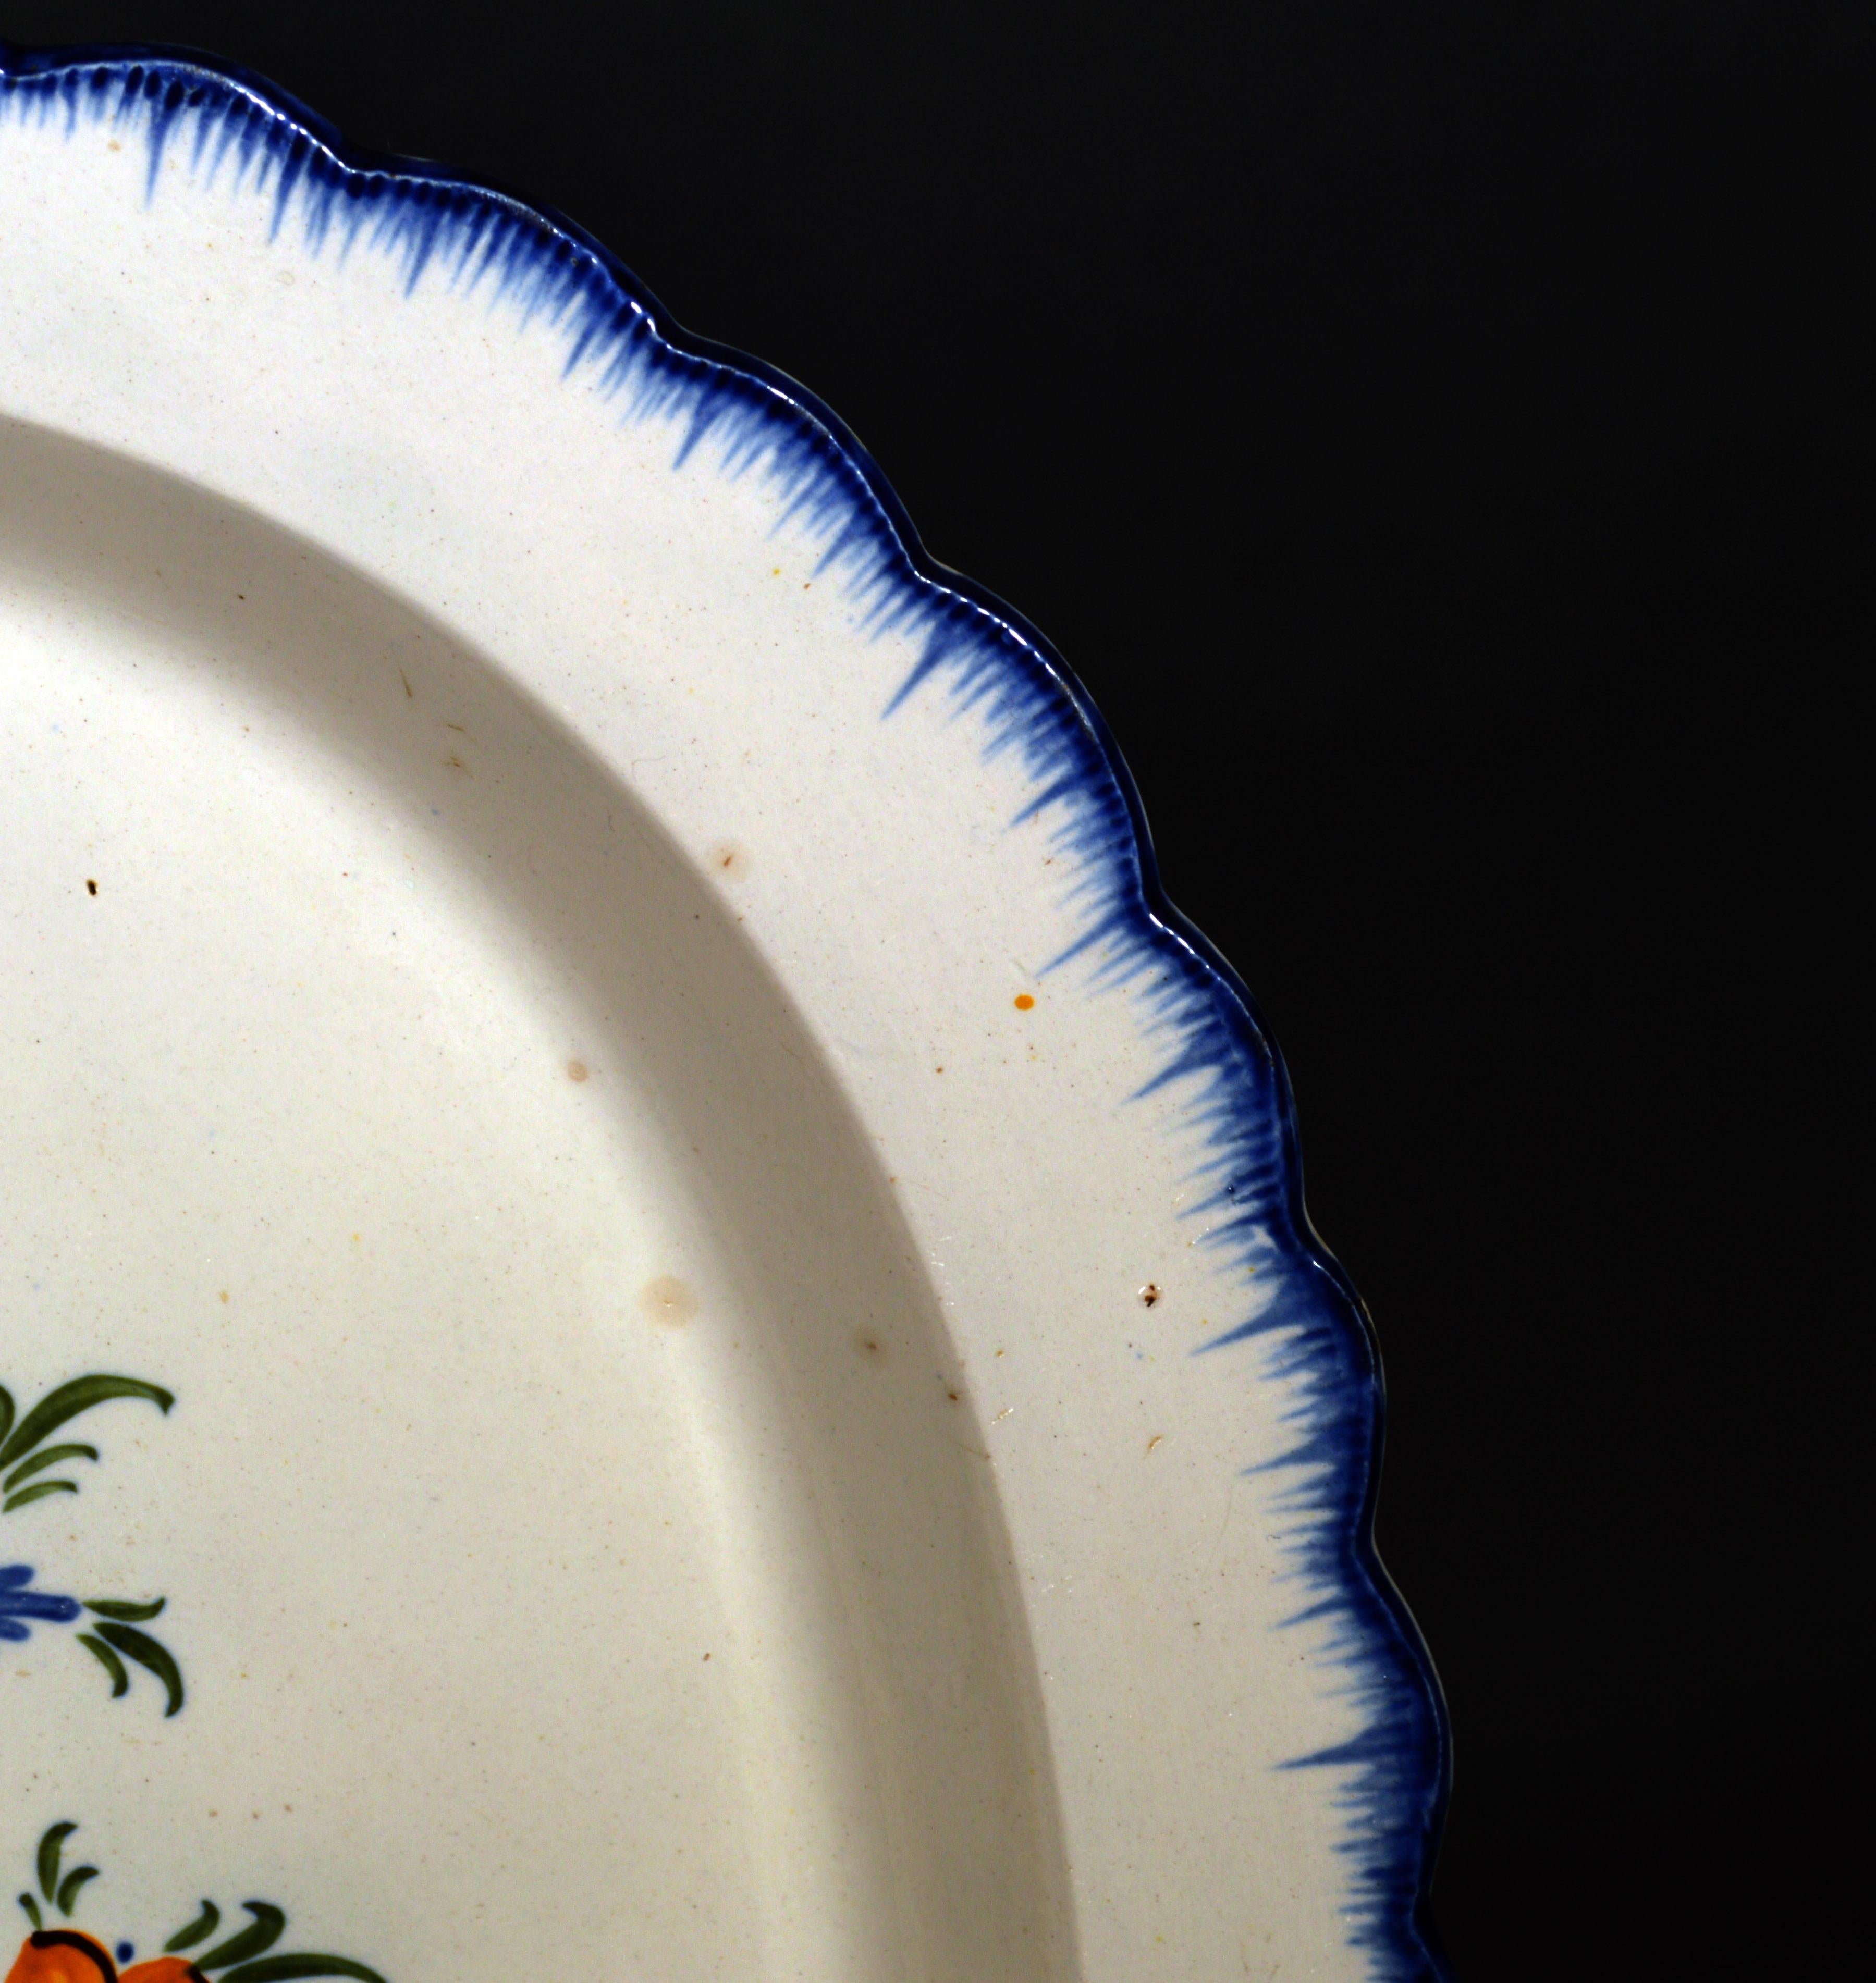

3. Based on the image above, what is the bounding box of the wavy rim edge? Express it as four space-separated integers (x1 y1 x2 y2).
0 36 1452 1978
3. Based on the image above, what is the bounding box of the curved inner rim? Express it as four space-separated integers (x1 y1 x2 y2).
0 418 1070 1982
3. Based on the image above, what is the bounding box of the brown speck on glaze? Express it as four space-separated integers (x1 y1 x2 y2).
400 670 414 698
1140 1283 1162 1307
642 1275 698 1326
856 1331 886 1361
443 753 468 772
85 878 98 895
567 1058 590 1083
219 1290 230 1304
708 841 751 880
1146 1434 1164 1456
1013 993 1035 1011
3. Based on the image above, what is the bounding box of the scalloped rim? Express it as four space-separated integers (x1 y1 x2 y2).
0 38 1450 1977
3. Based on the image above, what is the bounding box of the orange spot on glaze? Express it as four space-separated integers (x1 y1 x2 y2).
567 1059 590 1083
642 1275 698 1326
1013 994 1035 1011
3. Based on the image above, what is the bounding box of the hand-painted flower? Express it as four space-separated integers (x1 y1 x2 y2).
0 1567 79 1642
6 1928 118 1982
10 1829 384 1983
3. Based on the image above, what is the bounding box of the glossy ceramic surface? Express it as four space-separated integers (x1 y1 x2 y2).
0 43 1446 1983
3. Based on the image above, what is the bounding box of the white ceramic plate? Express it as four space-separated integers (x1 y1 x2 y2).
0 45 1445 1983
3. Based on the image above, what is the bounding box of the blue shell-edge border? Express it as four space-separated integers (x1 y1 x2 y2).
0 40 1451 1978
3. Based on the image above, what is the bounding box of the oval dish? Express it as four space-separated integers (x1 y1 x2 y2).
0 43 1446 1983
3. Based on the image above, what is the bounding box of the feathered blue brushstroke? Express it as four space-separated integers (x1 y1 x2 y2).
0 43 1450 1976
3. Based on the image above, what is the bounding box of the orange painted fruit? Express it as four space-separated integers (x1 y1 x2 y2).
119 1963 204 1983
5 1930 117 1982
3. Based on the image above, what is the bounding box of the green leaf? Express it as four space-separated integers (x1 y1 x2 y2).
0 1388 14 1452
36 1822 75 1903
82 1597 167 1622
4 1481 78 1513
77 1633 130 1698
4 1445 99 1492
94 1622 185 1716
0 1375 175 1472
18 1893 42 1930
165 1901 223 1952
197 1903 286 1970
55 1865 98 1916
220 1961 387 1983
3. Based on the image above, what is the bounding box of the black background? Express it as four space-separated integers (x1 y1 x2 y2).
3 6 1866 1976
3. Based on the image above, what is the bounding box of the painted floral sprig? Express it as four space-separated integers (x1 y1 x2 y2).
12 1825 385 1983
1 1567 182 1715
0 1376 174 1514
0 1373 183 1715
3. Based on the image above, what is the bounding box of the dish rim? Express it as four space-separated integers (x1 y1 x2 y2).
0 35 1451 1978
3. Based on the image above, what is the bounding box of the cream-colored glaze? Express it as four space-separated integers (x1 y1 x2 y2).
0 100 1378 1983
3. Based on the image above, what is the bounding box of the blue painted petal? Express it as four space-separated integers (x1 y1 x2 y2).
0 1590 80 1622
0 1620 28 1641
0 1563 35 1588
